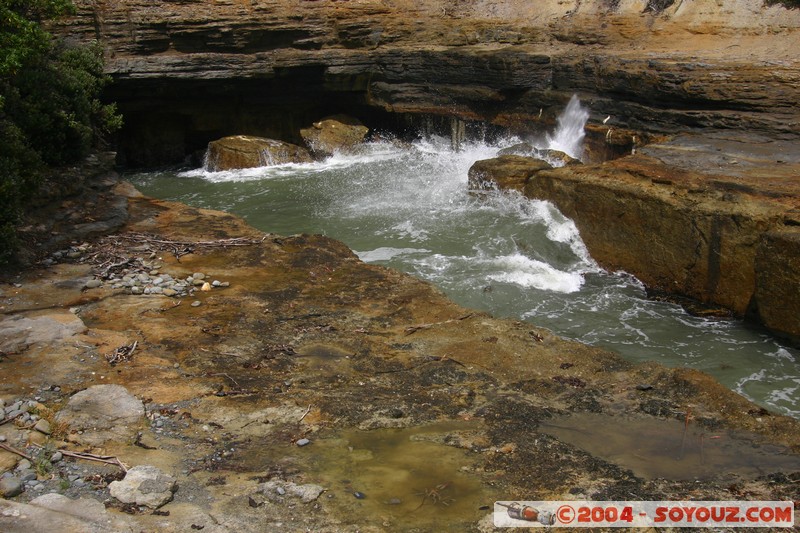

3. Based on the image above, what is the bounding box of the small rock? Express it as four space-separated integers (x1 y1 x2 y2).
162 289 178 297
211 280 221 287
276 486 286 495
84 279 102 289
131 286 143 295
193 273 206 280
51 451 63 463
200 282 211 292
248 494 267 508
191 301 202 307
0 435 6 442
34 419 52 435
259 480 324 504
19 471 37 482
389 408 404 419
636 384 654 391
296 438 310 447
353 491 366 499
109 465 177 509
0 476 24 497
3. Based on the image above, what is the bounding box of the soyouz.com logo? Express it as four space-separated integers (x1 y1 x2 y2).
493 501 795 528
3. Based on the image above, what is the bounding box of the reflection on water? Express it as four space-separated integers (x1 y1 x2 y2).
540 412 800 480
304 422 489 531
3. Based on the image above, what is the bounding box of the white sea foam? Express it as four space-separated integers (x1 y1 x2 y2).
485 253 584 293
356 247 431 263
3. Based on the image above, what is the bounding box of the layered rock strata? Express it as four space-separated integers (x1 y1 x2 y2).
52 0 800 166
473 132 800 338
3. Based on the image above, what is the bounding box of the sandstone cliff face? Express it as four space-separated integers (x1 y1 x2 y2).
54 0 800 165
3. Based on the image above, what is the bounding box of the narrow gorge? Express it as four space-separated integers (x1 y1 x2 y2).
1 1 799 531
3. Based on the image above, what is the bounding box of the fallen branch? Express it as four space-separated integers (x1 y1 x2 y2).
31 444 129 472
0 442 33 461
299 404 312 422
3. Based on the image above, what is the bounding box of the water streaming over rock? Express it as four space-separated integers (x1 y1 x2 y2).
130 98 800 418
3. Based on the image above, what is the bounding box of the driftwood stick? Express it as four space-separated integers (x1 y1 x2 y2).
0 442 34 461
299 404 312 422
31 444 129 472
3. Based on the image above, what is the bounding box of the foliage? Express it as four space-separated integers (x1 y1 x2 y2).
765 0 800 8
0 0 121 264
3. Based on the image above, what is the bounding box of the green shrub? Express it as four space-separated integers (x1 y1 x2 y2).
765 0 800 7
0 0 121 264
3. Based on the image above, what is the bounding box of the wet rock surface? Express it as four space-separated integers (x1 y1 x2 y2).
204 136 313 171
1 170 798 530
517 132 800 337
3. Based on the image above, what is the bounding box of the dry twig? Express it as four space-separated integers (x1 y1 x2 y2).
0 442 34 461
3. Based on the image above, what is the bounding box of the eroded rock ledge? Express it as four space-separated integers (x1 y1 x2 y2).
0 168 798 531
471 131 800 339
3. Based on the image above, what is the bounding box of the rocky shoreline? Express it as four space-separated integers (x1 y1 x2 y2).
1 164 799 531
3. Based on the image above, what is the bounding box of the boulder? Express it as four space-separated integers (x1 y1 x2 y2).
0 494 134 533
204 136 312 171
300 118 369 158
55 385 145 445
467 155 553 192
109 465 177 509
0 312 87 354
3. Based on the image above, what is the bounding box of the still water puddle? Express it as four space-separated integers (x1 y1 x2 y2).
540 413 800 480
303 421 491 531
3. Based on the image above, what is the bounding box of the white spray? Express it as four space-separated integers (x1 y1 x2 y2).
546 94 590 160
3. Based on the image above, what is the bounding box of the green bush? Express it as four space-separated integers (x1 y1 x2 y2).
0 0 121 264
765 0 800 7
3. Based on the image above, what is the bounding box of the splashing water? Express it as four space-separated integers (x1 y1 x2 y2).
129 98 800 418
547 94 590 159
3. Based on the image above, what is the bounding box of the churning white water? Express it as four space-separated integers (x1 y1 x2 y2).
130 97 800 417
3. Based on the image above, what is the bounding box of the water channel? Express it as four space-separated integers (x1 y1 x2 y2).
129 99 800 418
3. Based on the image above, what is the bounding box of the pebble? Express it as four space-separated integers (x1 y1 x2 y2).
131 286 143 295
0 436 6 442
191 301 202 307
84 279 102 289
193 272 206 280
51 451 63 463
163 288 178 297
276 486 286 495
296 438 311 447
353 491 366 499
636 384 654 391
